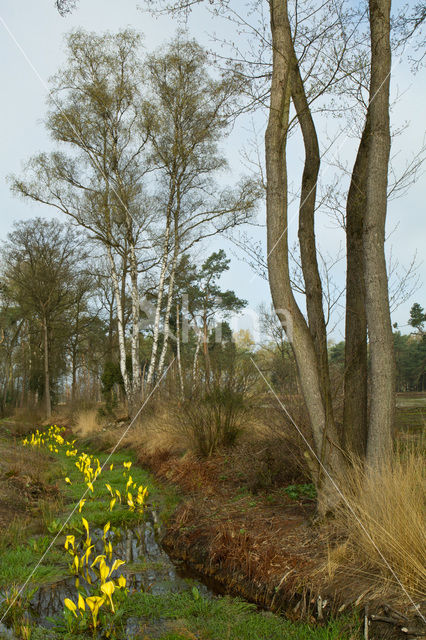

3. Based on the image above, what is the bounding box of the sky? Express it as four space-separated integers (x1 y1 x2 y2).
0 0 424 341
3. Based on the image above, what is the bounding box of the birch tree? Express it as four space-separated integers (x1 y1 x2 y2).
143 37 260 385
10 30 154 415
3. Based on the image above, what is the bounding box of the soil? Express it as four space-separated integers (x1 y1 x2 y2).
134 448 426 640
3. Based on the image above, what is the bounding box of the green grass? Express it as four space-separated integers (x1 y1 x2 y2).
0 436 179 599
59 447 180 530
122 591 360 640
25 592 360 640
0 544 65 588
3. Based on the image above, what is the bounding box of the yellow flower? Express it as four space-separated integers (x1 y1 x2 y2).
91 554 106 568
99 558 110 584
81 545 94 565
110 559 125 574
64 598 78 617
78 498 86 513
64 535 75 551
85 595 104 629
127 492 135 511
103 521 110 537
126 475 133 492
105 540 113 560
87 481 94 492
117 575 126 589
110 463 114 471
77 593 85 612
105 483 113 496
101 580 115 612
109 497 116 512
82 517 90 539
72 555 79 574
65 477 72 485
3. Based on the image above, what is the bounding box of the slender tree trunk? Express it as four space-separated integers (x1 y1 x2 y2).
71 298 80 405
176 301 184 397
129 242 141 410
290 46 336 447
265 0 347 513
202 309 211 388
192 326 202 384
71 344 78 404
343 114 370 458
107 246 130 403
146 213 172 387
20 335 27 409
157 228 179 376
364 0 394 467
2 357 10 410
42 316 52 418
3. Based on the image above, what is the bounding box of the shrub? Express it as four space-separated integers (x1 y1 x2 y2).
175 384 250 457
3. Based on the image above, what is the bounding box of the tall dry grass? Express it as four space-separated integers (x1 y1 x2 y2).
319 447 425 609
74 408 101 437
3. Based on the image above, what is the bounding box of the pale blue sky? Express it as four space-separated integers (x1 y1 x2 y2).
0 0 424 340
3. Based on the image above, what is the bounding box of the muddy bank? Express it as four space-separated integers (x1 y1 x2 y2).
162 504 307 616
161 521 426 640
135 450 425 640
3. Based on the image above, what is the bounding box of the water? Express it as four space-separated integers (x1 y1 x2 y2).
6 508 213 632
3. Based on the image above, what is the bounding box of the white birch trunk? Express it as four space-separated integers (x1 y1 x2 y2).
146 217 171 387
157 238 179 376
176 301 184 397
129 241 141 405
192 324 203 383
107 246 130 400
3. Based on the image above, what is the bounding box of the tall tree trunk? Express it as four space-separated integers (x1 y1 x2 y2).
71 344 78 404
290 46 336 448
202 309 211 388
129 242 141 411
176 301 184 397
192 326 202 384
71 298 80 405
107 246 131 403
265 0 347 513
364 0 394 467
42 316 52 418
157 223 180 376
343 114 370 458
146 213 172 387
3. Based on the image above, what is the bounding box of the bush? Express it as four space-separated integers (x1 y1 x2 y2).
175 384 250 457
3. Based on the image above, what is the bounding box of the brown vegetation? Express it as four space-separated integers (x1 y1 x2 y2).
0 423 61 544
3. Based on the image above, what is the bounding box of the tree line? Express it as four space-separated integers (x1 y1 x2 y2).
6 31 259 416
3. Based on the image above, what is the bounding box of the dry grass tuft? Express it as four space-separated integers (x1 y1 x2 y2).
317 448 426 610
74 408 101 437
